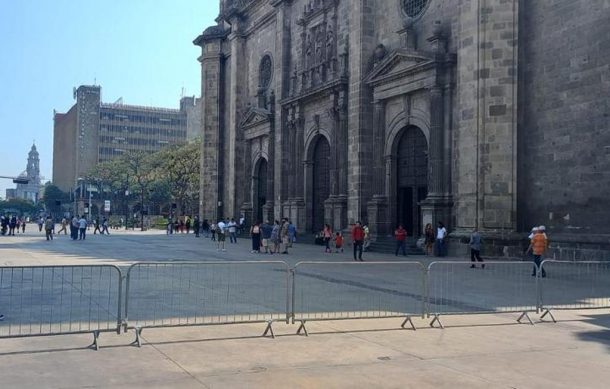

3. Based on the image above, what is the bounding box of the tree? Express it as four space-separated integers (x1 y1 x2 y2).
41 183 69 215
123 151 155 230
155 139 201 217
0 198 37 216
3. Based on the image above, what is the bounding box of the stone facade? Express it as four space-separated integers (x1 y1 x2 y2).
195 0 610 256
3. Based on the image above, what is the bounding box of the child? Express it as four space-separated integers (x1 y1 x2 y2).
334 231 344 253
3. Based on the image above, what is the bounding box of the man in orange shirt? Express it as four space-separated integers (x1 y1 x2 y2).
527 227 548 277
394 225 407 257
351 221 365 261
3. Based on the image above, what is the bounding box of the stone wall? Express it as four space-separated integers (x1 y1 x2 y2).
518 0 610 245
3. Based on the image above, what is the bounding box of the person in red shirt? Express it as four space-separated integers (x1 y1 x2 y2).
351 221 365 261
334 231 344 253
394 225 408 256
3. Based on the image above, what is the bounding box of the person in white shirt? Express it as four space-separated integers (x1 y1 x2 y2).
78 216 88 240
435 222 447 257
216 219 227 251
228 218 238 243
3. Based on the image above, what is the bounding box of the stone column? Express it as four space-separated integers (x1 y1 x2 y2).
194 29 226 222
367 100 388 236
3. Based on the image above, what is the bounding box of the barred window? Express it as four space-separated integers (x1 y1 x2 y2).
402 0 429 18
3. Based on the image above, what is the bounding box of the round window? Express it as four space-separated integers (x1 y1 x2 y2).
402 0 429 18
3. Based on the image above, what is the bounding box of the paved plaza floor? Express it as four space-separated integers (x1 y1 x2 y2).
0 228 609 388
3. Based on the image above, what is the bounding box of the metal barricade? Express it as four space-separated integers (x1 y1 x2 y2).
427 261 537 328
539 260 610 322
292 261 426 335
0 265 123 350
124 261 290 345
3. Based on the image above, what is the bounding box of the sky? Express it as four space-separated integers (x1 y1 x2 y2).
0 0 218 199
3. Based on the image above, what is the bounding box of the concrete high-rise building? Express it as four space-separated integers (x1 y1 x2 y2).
53 85 201 192
195 0 610 257
5 143 42 202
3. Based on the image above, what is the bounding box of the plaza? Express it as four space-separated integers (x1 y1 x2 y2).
0 229 609 388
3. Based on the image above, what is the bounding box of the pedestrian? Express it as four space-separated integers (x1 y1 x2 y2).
9 215 17 236
526 227 547 277
228 218 238 243
250 221 261 253
102 217 110 235
334 231 344 253
57 218 67 235
44 216 54 241
270 220 281 254
435 222 447 257
469 228 484 268
280 218 290 254
38 217 44 232
210 222 216 241
288 220 297 246
186 217 191 234
239 215 246 235
216 219 227 251
70 216 78 240
351 221 365 261
424 223 435 256
322 224 333 253
16 218 21 233
93 217 101 234
261 220 273 254
363 223 371 252
394 224 408 256
20 218 26 233
78 215 87 240
193 216 200 237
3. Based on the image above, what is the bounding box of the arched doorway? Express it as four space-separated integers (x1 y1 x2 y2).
311 136 330 232
396 126 428 236
253 158 268 223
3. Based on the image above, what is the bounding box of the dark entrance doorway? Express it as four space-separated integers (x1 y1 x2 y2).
312 136 330 233
254 158 268 223
396 126 428 236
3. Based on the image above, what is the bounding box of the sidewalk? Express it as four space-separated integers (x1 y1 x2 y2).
0 310 608 388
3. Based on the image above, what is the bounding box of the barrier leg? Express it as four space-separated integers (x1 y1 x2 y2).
400 316 416 331
540 309 557 323
131 327 143 347
296 320 308 336
262 320 275 339
429 314 444 329
517 311 534 325
89 330 100 351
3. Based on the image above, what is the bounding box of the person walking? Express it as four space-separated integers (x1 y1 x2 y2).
216 219 227 251
363 223 371 252
193 216 200 238
270 220 281 254
228 218 238 243
394 225 408 256
38 217 44 232
435 222 447 257
186 217 191 234
334 231 344 253
469 228 484 268
57 218 67 235
20 218 26 234
78 216 87 240
322 224 333 253
351 221 365 261
9 215 17 236
93 217 101 234
202 219 210 238
424 223 435 256
288 220 297 246
101 217 110 235
279 219 290 254
210 222 216 241
527 227 548 277
44 216 54 241
70 216 78 240
250 221 261 253
260 220 273 254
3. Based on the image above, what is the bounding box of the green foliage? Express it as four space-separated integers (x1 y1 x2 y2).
41 183 69 214
0 198 38 216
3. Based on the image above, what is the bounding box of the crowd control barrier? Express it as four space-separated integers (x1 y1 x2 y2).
426 261 538 328
292 261 426 335
123 261 290 345
538 260 610 322
0 265 123 350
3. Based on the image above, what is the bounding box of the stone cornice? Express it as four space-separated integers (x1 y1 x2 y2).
279 77 348 106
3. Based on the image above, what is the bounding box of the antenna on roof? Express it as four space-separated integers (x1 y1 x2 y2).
181 86 185 98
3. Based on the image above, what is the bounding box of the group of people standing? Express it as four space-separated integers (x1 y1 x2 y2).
249 219 297 254
0 215 26 236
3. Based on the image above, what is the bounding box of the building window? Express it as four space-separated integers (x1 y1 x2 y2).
402 0 429 18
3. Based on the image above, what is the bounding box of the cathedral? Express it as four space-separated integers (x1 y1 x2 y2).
195 0 610 256
5 144 42 203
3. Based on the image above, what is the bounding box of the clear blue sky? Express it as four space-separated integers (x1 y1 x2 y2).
0 0 218 199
